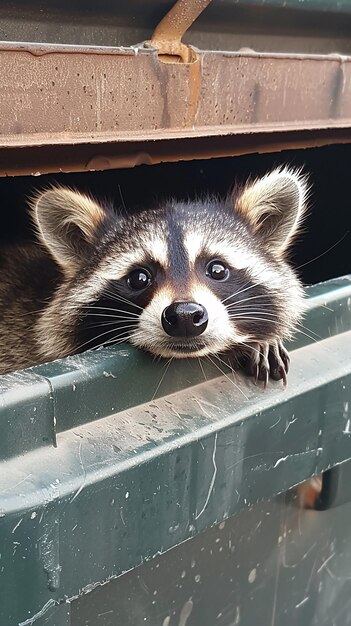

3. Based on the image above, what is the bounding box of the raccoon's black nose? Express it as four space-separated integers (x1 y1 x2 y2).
161 302 208 337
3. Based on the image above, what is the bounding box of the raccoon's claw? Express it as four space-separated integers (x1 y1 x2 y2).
255 342 270 387
268 341 290 385
241 340 289 386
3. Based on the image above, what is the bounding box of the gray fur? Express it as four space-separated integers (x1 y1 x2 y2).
0 245 61 373
0 168 309 376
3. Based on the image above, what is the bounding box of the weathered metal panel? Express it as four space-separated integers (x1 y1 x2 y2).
1 42 351 174
1 44 351 146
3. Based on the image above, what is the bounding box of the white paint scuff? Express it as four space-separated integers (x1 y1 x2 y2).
195 433 218 520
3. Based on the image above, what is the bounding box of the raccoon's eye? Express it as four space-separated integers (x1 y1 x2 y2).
127 268 152 290
206 260 229 281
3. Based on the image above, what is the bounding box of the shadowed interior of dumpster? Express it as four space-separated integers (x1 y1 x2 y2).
1 143 350 286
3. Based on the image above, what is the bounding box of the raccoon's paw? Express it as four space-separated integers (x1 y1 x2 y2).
241 340 290 387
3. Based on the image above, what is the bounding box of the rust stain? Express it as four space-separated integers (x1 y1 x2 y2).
329 63 345 119
295 475 323 509
186 58 202 128
150 54 172 130
146 0 212 64
250 82 260 125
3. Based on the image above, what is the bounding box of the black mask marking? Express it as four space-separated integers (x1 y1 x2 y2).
195 258 279 341
74 273 158 352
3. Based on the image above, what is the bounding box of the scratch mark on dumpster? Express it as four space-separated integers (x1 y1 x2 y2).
283 415 297 434
296 596 309 609
273 455 289 468
305 556 318 594
70 438 86 503
269 416 281 429
11 517 23 533
193 396 212 418
40 515 61 591
317 552 335 574
3 473 32 494
19 599 56 625
227 451 283 471
195 433 217 520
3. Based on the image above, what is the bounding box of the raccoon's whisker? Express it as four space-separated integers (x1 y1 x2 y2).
228 308 279 316
225 294 280 308
227 303 279 310
104 331 144 347
212 353 241 380
83 312 139 321
81 305 139 317
83 305 139 317
228 316 280 324
81 310 138 319
82 322 140 332
198 358 207 382
94 331 144 353
221 282 260 304
227 302 279 309
206 354 249 401
295 321 321 339
295 230 349 271
295 328 318 343
102 293 142 311
74 325 139 353
117 183 128 214
229 310 321 341
152 357 174 400
23 307 48 317
228 311 279 322
228 309 279 316
151 353 163 364
101 290 143 312
228 311 280 319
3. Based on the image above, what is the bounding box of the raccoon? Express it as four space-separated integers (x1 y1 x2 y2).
0 167 308 380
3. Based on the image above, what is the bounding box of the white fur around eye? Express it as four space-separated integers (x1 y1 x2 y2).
183 232 204 265
96 236 168 283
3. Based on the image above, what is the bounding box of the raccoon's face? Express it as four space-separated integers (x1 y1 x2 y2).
33 168 308 362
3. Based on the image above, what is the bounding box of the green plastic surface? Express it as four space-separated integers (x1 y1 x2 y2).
71 460 351 626
0 276 350 625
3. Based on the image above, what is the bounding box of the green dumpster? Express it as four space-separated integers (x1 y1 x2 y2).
1 1 351 624
1 276 351 625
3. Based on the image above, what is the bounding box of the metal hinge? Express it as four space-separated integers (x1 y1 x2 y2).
144 0 213 63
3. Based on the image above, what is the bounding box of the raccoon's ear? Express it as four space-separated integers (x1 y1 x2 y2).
235 168 309 255
32 187 108 274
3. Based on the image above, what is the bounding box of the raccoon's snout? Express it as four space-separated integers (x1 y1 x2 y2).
161 302 208 338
